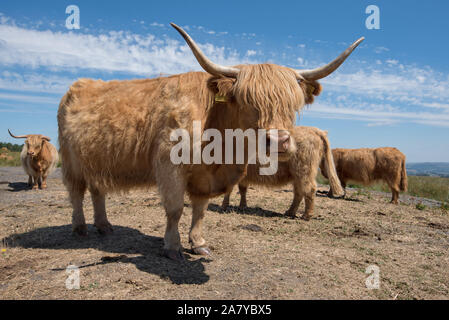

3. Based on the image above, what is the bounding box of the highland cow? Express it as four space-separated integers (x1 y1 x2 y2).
8 129 59 190
321 147 407 204
222 126 344 220
58 23 363 260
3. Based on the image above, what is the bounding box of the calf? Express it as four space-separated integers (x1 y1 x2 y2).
321 147 407 204
8 129 59 190
222 126 344 220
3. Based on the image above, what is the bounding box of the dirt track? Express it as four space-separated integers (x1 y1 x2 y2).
1 167 448 299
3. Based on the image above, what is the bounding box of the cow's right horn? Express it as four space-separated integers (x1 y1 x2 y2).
294 37 365 80
8 129 28 139
171 23 240 78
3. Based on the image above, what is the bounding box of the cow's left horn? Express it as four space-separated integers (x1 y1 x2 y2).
8 129 28 139
171 23 240 78
295 37 364 81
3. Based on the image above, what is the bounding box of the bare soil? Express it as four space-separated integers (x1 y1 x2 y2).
1 167 448 299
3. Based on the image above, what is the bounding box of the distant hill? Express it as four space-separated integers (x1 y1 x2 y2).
406 162 449 178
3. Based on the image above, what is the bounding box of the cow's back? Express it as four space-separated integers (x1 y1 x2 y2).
57 73 211 191
333 148 376 184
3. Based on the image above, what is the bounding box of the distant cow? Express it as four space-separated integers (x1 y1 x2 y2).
57 23 363 260
321 147 407 204
8 129 59 190
222 126 344 220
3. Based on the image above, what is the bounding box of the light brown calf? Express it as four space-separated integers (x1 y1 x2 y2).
222 126 344 220
8 129 59 190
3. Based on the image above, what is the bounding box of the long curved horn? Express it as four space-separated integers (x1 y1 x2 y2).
170 23 240 78
8 129 28 139
295 37 365 80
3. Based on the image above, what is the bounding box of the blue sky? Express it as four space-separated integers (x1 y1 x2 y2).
0 0 448 162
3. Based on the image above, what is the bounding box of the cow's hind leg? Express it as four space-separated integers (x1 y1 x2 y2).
189 197 210 256
90 188 113 235
303 182 317 221
156 164 186 261
68 180 87 236
390 186 400 205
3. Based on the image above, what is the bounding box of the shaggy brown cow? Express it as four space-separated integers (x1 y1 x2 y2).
8 129 59 190
222 126 344 220
58 23 363 260
321 147 407 204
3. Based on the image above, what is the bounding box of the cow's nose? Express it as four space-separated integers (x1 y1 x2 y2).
267 130 291 152
28 151 34 156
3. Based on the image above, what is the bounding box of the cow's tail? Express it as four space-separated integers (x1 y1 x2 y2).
400 157 408 192
319 130 344 198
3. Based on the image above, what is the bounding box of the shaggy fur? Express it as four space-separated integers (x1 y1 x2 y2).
57 65 322 259
222 126 344 220
321 147 408 204
18 135 59 189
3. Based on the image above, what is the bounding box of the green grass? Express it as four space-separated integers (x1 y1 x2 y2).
0 149 21 166
317 173 449 203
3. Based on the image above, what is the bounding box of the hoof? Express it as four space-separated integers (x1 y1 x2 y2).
32 185 39 190
192 246 211 256
73 224 88 237
95 223 113 235
41 184 47 190
285 211 297 218
301 214 312 221
163 249 185 261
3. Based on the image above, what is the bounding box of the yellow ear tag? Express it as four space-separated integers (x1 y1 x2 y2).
215 94 228 103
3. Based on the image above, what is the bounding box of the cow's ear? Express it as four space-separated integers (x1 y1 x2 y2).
207 76 235 101
41 135 51 142
300 80 322 104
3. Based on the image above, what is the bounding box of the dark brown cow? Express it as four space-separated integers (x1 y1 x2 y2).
58 23 363 260
321 147 407 204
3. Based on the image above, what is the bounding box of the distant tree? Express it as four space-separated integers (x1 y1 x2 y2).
0 142 23 152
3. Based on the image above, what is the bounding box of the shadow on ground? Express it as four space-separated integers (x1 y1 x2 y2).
208 203 285 218
7 182 30 192
1 225 210 285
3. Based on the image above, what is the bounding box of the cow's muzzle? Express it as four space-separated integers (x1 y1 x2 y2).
267 130 292 154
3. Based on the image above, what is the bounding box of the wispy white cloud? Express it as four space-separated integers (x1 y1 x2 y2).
0 21 253 76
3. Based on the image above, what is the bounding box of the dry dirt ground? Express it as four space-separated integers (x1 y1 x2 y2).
0 167 448 300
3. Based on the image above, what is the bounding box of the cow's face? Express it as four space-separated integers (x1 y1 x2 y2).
171 23 363 161
209 64 317 160
25 135 48 158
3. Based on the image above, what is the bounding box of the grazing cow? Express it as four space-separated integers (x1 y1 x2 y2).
58 23 363 260
8 129 59 190
222 126 344 220
321 147 407 204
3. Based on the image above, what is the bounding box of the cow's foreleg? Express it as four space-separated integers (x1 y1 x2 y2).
32 176 39 190
90 188 113 235
222 192 231 211
41 173 48 189
27 175 33 187
286 182 303 218
238 182 249 209
189 197 210 256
